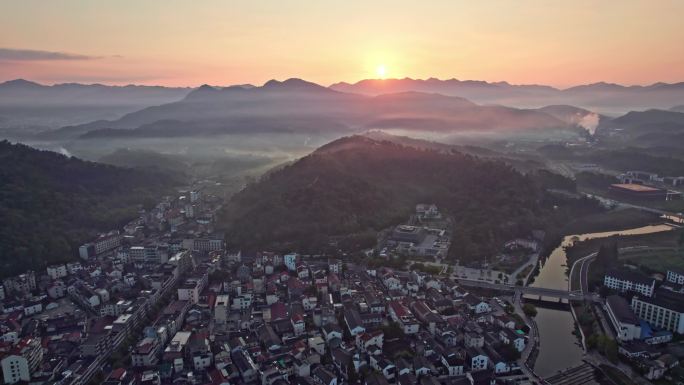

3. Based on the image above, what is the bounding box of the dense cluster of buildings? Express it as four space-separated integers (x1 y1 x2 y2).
0 187 225 385
101 249 529 385
0 186 540 385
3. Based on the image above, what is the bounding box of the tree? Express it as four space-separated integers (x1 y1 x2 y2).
382 321 405 340
347 364 358 384
604 338 618 363
522 303 537 317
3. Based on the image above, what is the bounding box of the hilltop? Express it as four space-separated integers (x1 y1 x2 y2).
0 141 176 275
218 135 578 261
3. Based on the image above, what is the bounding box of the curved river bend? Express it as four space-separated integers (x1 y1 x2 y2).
531 224 673 377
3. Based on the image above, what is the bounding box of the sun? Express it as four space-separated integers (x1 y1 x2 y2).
376 65 387 79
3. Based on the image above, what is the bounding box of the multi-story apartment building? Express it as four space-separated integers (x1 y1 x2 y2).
46 264 68 280
632 290 684 334
1 338 43 384
666 269 684 285
177 273 208 305
80 231 122 259
131 337 161 367
604 269 655 297
214 295 230 325
2 271 36 295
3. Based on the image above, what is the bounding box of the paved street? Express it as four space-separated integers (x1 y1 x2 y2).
512 291 545 384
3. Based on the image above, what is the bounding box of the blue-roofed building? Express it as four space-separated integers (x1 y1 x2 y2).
640 321 673 345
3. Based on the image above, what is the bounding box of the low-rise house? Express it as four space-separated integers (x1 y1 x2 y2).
441 350 465 377
388 301 420 334
499 329 525 352
322 324 343 342
467 347 489 372
344 307 366 336
463 294 491 314
312 366 337 385
131 337 161 367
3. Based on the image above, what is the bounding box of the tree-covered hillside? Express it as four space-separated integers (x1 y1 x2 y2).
219 135 589 262
0 141 175 276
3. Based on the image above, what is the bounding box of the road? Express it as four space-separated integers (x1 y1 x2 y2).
510 252 540 283
568 246 653 299
581 192 684 224
511 291 548 384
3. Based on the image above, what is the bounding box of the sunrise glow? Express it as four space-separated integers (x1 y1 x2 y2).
376 65 387 79
1 2 684 87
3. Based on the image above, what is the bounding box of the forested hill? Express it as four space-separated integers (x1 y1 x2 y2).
219 135 571 261
0 141 175 276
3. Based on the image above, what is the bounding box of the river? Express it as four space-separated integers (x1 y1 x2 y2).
530 223 674 377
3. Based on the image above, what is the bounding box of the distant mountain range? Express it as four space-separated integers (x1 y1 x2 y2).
597 109 684 149
3 77 684 146
330 78 684 114
0 79 191 134
44 78 576 140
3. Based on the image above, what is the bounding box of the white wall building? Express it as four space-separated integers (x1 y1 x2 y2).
604 269 655 297
667 270 684 285
606 295 642 341
214 294 230 325
46 264 68 280
632 291 684 334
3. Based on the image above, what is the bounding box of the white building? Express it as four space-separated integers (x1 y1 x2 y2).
469 349 489 372
606 295 642 341
3 271 36 295
632 290 684 334
388 301 420 334
666 270 684 285
46 264 68 280
66 262 83 274
23 302 42 316
1 338 42 384
604 269 655 297
328 259 341 274
131 337 160 367
80 231 122 259
177 274 208 305
231 295 252 310
284 253 298 271
1 355 31 384
291 314 305 336
214 295 230 325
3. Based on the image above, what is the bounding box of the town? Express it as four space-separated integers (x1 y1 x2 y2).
0 195 682 385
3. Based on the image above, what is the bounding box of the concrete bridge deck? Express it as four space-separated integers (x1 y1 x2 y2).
454 278 585 300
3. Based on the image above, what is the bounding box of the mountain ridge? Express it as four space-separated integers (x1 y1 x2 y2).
45 78 571 140
329 78 684 113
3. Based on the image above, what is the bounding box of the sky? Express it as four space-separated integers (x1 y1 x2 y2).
1 0 683 88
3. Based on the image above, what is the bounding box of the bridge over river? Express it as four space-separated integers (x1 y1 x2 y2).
454 278 585 300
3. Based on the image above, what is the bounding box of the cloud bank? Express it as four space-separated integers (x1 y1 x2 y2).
0 48 99 61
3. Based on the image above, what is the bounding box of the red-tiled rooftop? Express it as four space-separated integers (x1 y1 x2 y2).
611 183 661 192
